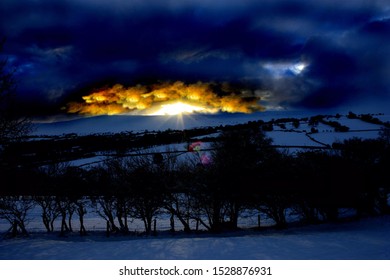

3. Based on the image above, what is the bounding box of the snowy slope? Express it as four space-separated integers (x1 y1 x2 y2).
33 111 312 136
30 112 389 168
33 112 387 146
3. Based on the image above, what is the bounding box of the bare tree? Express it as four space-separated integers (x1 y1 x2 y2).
258 193 290 229
74 198 88 236
34 196 60 233
164 192 192 233
56 197 71 235
0 196 35 237
93 196 120 233
116 155 164 235
129 167 164 235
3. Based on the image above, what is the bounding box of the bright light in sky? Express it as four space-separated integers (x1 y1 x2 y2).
263 61 307 77
150 102 209 115
291 62 307 74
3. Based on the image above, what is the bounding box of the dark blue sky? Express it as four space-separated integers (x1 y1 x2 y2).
1 0 389 115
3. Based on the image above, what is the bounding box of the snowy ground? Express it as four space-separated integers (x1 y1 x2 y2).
1 216 389 260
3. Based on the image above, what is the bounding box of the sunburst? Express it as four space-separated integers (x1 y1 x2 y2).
150 102 209 116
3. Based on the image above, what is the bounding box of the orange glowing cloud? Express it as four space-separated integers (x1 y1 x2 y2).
66 81 264 116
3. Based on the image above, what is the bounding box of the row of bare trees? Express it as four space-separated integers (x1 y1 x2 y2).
2 127 390 237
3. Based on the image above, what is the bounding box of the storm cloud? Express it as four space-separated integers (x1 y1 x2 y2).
1 0 389 115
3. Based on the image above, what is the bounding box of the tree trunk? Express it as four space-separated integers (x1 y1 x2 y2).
211 200 222 232
170 214 175 233
166 206 191 233
42 214 51 232
18 220 28 236
50 220 55 232
229 201 240 230
60 212 69 236
68 211 73 232
11 220 18 237
77 206 87 236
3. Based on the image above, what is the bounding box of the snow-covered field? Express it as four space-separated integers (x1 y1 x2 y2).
32 111 319 135
33 111 388 138
1 216 389 260
34 113 268 135
32 111 388 168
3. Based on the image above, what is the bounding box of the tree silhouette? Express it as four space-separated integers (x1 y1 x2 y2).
0 196 34 237
192 127 276 232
